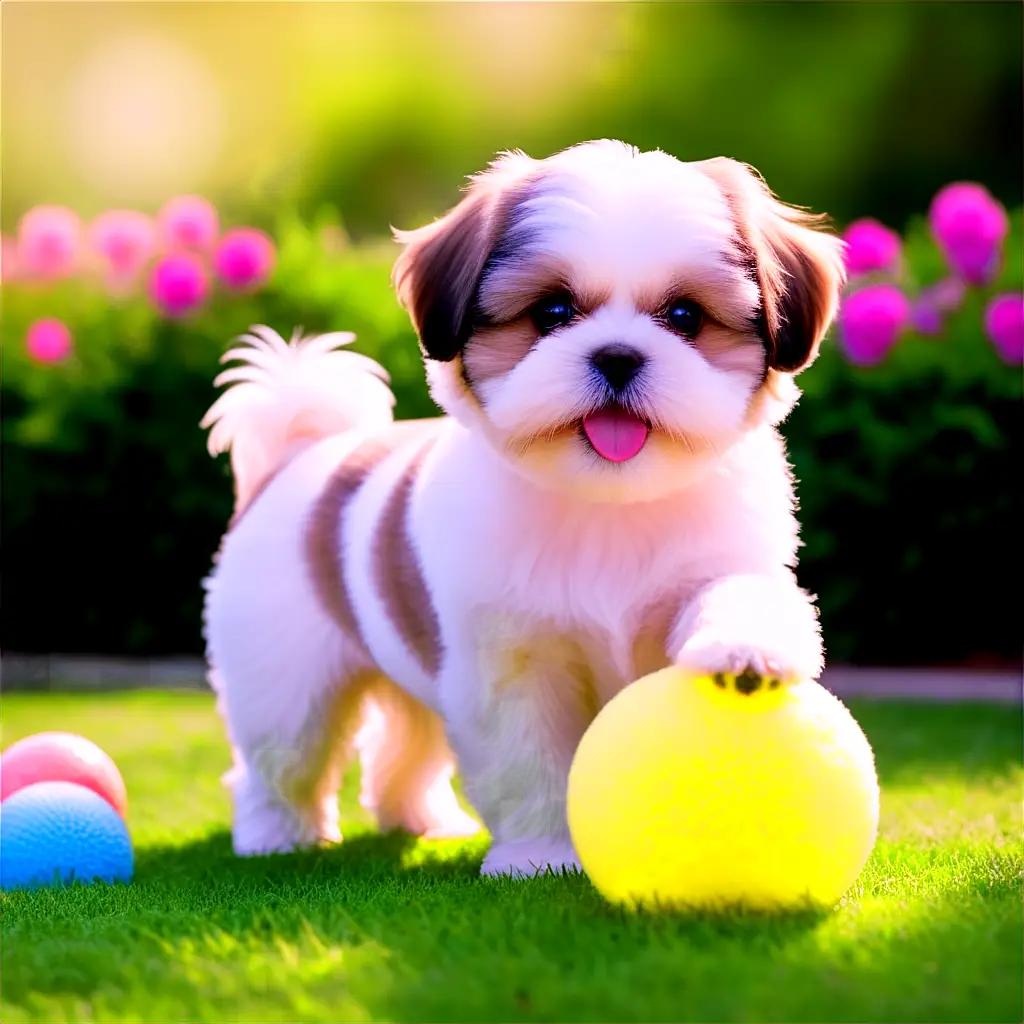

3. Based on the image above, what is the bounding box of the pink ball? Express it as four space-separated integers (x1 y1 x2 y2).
929 183 1008 285
26 319 73 364
89 210 157 282
1 732 127 818
984 293 1024 365
149 252 210 317
842 218 902 276
838 284 910 366
158 195 219 251
214 227 276 291
17 206 82 280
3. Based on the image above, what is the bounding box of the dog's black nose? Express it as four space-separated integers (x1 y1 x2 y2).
590 345 645 391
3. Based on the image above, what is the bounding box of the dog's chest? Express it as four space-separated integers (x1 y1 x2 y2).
468 583 684 710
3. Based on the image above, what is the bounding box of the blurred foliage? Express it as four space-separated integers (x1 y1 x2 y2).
1 216 430 656
294 2 1024 234
3 3 1021 233
2 211 1021 662
790 211 1023 664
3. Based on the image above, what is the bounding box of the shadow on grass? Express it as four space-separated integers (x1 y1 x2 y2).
4 697 1023 1021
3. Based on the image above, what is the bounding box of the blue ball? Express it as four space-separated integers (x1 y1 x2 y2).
1 781 133 890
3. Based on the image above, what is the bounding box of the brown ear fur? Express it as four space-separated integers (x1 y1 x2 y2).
392 152 537 362
697 158 846 372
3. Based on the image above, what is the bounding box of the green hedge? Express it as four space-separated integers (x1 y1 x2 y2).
2 212 1020 663
790 218 1021 663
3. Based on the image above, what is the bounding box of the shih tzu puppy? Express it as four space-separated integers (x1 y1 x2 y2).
203 140 845 875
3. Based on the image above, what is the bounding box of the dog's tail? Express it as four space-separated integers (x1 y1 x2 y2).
202 325 394 516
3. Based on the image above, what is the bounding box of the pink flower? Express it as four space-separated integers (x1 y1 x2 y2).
149 253 209 317
158 196 219 251
909 277 966 336
929 183 1008 285
984 293 1024 365
89 210 157 284
17 206 82 280
2 234 21 282
838 284 910 366
909 299 943 336
842 218 902 276
214 227 276 291
26 319 73 363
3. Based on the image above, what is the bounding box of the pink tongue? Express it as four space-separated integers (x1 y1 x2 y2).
582 408 650 463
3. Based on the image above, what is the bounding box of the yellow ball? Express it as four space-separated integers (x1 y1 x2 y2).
567 667 879 910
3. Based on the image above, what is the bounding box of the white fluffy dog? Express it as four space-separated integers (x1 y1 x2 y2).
203 140 845 875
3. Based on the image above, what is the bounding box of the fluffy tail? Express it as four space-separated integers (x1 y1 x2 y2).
201 325 394 516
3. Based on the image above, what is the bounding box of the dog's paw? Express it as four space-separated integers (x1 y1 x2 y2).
481 837 582 878
676 640 797 688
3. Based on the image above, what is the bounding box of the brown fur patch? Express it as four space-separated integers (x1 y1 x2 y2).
305 421 439 648
463 321 539 385
372 442 443 676
476 254 611 325
465 267 612 389
392 159 543 363
634 268 759 334
695 157 844 372
693 322 765 377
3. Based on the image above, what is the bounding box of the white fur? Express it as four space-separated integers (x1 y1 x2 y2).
202 325 394 513
204 141 837 874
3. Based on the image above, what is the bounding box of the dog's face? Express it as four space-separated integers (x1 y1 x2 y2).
394 141 844 502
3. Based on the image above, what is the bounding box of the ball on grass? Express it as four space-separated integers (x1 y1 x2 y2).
1 781 134 890
1 731 128 816
567 667 879 910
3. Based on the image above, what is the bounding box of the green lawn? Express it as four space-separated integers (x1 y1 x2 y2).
2 690 1021 1023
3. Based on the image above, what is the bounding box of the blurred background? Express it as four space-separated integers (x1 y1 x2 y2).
2 1 1021 667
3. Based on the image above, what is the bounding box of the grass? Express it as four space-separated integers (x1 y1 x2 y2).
1 690 1021 1023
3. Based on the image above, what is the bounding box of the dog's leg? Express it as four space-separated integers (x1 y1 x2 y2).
213 660 369 856
205 495 376 856
355 678 479 838
443 633 597 877
673 572 824 684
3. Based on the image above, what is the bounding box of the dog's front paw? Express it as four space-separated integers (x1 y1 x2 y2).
675 640 799 688
677 639 790 678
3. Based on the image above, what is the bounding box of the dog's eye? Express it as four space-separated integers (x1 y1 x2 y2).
665 299 704 338
530 293 576 335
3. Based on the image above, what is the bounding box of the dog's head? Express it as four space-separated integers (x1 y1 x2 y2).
394 141 844 501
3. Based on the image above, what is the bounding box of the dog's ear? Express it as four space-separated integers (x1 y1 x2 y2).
697 158 846 372
393 152 536 362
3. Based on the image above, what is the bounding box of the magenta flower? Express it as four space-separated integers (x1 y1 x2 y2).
214 227 276 291
149 253 210 317
17 206 82 280
909 299 943 336
929 183 1008 285
89 210 157 285
158 196 219 251
984 293 1024 365
26 318 73 363
842 218 902 276
838 284 910 366
909 277 966 336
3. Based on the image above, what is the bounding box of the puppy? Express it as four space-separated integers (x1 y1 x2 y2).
202 140 845 875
